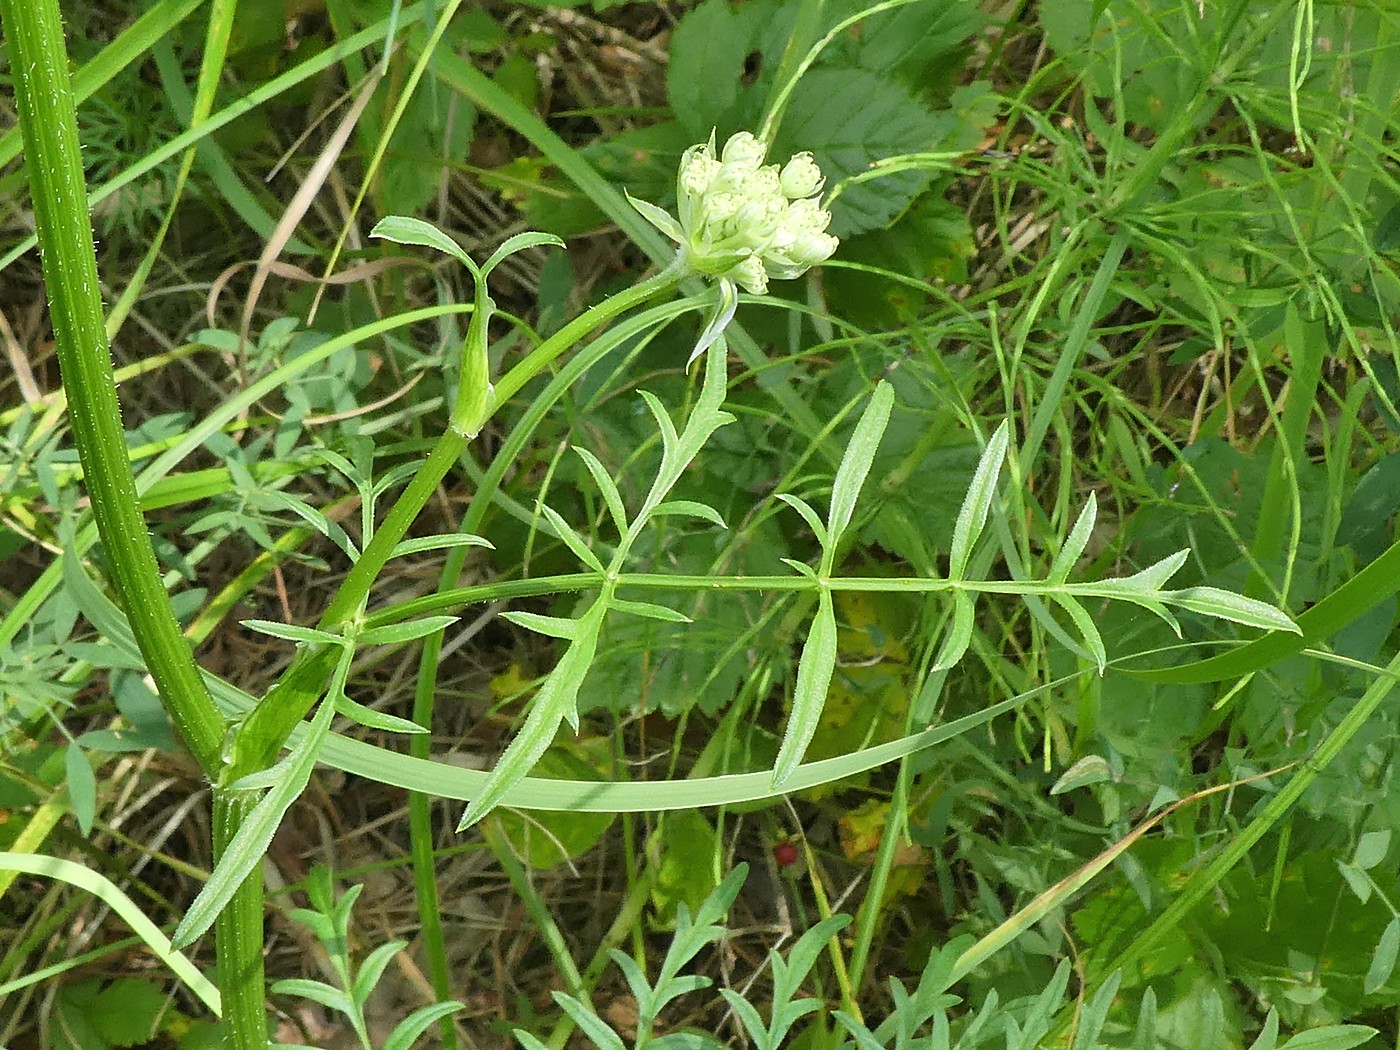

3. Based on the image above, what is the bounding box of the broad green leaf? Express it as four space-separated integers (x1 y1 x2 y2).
173 698 335 948
932 590 975 672
370 215 476 273
1366 917 1400 994
357 616 461 647
665 0 760 136
1049 492 1097 584
776 493 829 547
65 742 96 836
539 504 606 572
827 381 895 546
773 589 837 788
574 446 630 537
241 619 346 647
481 231 565 278
388 533 494 558
949 420 1009 580
1162 587 1300 634
780 67 945 237
651 499 727 528
1277 1026 1380 1050
1354 829 1392 871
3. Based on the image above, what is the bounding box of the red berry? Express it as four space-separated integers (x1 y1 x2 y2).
773 841 800 867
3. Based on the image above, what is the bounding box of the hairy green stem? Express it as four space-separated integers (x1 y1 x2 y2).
213 790 266 1046
0 0 267 1041
0 0 227 779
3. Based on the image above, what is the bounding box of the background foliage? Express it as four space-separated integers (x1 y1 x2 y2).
1 0 1399 1047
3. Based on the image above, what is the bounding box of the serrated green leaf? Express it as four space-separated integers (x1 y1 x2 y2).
780 67 945 237
88 977 166 1046
370 215 476 273
609 598 691 623
574 446 630 537
1049 492 1097 584
357 616 460 647
388 533 494 559
241 619 346 647
933 590 975 671
828 381 895 546
949 421 1009 580
1162 587 1300 634
1365 917 1400 994
173 698 334 948
773 589 837 788
650 499 727 528
776 493 829 547
666 0 760 136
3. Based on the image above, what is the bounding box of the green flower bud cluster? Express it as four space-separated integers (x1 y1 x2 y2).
631 131 838 295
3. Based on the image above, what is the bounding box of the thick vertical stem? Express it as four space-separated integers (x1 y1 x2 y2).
0 0 226 777
214 790 268 1047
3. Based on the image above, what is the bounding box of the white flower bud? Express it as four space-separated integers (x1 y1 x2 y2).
679 150 720 198
730 255 769 295
721 131 767 169
780 152 824 199
701 191 744 232
786 231 839 269
729 194 786 247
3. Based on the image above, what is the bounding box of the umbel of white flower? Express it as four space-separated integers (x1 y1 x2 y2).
630 131 839 296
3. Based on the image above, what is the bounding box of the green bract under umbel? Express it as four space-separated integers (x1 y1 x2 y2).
631 131 839 296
